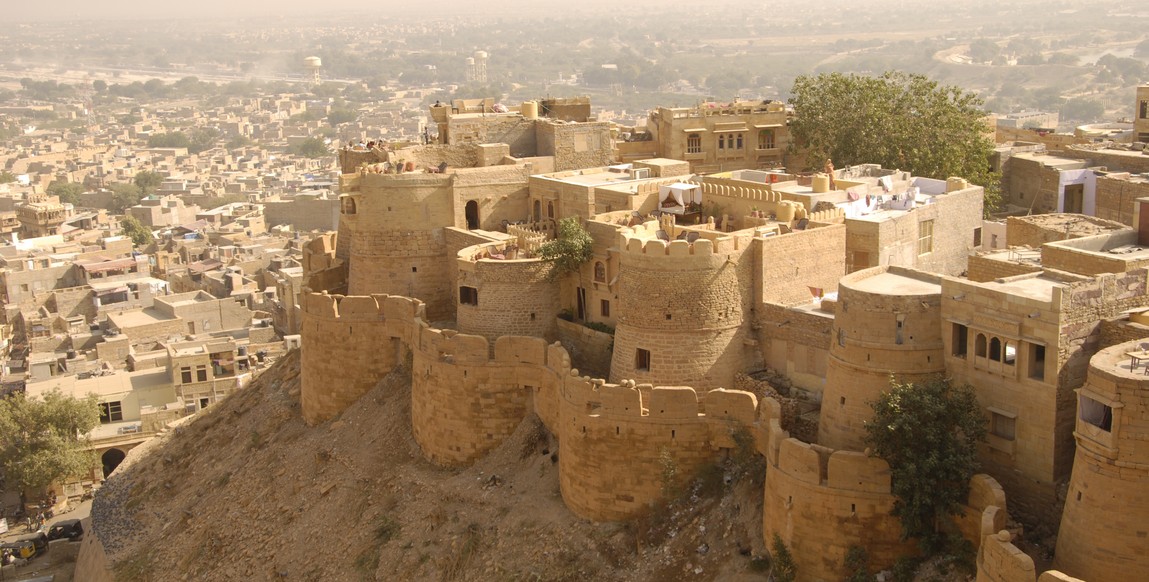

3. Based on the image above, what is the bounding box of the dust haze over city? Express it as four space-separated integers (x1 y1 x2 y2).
1 0 1149 581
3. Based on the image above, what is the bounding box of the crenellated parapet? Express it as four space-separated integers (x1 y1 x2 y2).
454 241 560 345
762 430 912 582
609 224 757 390
558 375 766 521
410 331 570 465
299 291 425 424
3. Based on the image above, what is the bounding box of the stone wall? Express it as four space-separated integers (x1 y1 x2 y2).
263 196 340 232
411 334 564 465
298 293 418 424
342 172 454 320
559 379 762 521
756 303 833 398
819 267 945 451
967 254 1043 283
1098 316 1149 349
608 234 755 391
536 121 615 172
1054 340 1149 581
758 224 846 307
1093 174 1149 226
455 245 560 346
762 424 911 582
556 318 614 379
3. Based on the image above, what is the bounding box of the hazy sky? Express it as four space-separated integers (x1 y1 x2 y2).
8 0 668 20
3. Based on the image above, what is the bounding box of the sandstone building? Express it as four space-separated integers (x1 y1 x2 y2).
289 97 1149 580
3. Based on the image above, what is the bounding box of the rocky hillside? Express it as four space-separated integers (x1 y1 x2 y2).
90 350 772 581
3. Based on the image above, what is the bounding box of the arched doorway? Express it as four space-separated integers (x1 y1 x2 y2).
465 200 480 230
101 448 126 479
547 201 555 219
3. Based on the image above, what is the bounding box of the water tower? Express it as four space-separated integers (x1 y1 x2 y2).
466 51 488 84
304 56 322 85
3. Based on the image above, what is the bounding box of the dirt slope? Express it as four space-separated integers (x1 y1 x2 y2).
91 350 770 581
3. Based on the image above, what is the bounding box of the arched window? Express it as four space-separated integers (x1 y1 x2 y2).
547 201 555 219
736 134 743 149
718 134 726 150
989 337 1002 361
1004 341 1016 365
465 200 479 230
341 196 357 215
594 261 606 282
687 133 701 154
533 200 541 221
975 333 987 357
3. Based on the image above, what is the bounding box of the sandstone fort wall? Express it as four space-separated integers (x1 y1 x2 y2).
819 267 945 451
762 424 912 582
455 243 560 346
608 234 755 391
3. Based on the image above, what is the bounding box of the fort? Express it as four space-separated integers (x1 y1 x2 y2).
287 100 1149 580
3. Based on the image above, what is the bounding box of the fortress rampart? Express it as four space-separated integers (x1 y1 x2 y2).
559 378 764 521
1053 340 1149 581
339 171 455 319
411 333 570 465
299 292 422 425
819 266 945 450
609 232 756 390
762 421 912 582
455 242 560 345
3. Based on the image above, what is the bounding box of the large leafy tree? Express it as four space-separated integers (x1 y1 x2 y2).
133 170 164 196
788 71 1001 214
0 390 100 493
539 217 593 280
864 377 986 546
120 215 154 248
46 181 85 206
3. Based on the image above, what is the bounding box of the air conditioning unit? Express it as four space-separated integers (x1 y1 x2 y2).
629 168 650 180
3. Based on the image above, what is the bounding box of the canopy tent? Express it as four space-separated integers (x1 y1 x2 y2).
658 183 702 215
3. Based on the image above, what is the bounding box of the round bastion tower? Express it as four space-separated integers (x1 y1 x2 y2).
818 267 945 451
340 172 455 321
608 233 755 391
1054 339 1149 581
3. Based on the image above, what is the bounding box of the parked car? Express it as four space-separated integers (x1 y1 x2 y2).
47 519 84 541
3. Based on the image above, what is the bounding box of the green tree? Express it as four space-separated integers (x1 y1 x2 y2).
147 131 191 149
539 217 593 280
120 214 154 248
788 72 1001 215
294 137 330 158
0 170 17 184
225 135 254 150
0 390 100 493
1061 97 1104 122
46 181 85 205
108 183 142 214
133 170 163 196
327 108 359 127
864 377 986 547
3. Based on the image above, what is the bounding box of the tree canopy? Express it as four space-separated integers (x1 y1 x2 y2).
294 137 330 158
0 390 100 493
46 181 85 205
864 377 986 546
108 183 142 214
133 170 163 196
539 217 594 280
788 71 1001 214
120 214 154 248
